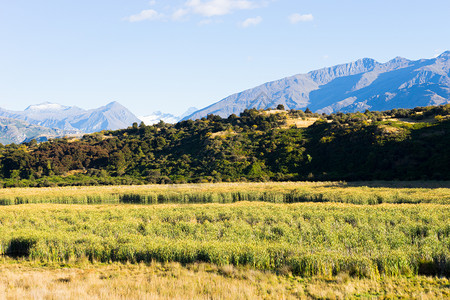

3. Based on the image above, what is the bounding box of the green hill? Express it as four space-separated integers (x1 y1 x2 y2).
0 104 449 187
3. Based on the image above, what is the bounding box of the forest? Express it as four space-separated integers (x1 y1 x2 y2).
0 104 449 187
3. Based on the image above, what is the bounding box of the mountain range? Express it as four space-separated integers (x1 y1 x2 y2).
1 51 450 144
0 101 140 133
184 51 450 120
0 102 140 144
0 101 199 144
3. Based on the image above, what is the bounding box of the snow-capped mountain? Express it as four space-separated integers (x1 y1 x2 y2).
139 112 179 125
139 107 198 125
184 51 450 120
0 101 140 133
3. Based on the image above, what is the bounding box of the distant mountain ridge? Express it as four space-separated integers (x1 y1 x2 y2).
185 51 450 120
0 117 80 144
0 101 140 144
0 101 140 134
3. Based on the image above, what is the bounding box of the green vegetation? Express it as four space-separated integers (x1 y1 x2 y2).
0 104 449 186
0 182 449 205
1 182 448 297
1 202 449 278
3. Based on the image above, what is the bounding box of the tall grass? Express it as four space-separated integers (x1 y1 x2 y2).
0 202 449 278
0 181 449 205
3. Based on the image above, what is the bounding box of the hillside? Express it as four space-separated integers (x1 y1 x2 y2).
0 104 449 187
186 52 450 120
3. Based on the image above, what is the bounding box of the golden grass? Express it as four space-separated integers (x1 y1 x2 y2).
262 110 288 115
210 130 237 138
1 202 449 278
1 181 449 205
0 187 449 298
284 118 320 128
0 259 448 300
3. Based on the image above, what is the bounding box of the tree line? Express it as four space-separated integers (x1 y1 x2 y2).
0 104 449 187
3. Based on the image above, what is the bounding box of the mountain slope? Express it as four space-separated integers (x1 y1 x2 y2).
185 52 450 120
0 101 140 134
0 117 79 144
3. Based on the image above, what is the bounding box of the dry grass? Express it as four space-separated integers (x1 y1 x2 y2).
210 130 237 138
377 124 405 135
260 110 327 128
0 260 447 299
262 110 288 115
0 261 299 299
0 182 334 199
284 117 320 128
1 181 449 205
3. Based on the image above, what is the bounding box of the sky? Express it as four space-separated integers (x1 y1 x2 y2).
1 0 450 116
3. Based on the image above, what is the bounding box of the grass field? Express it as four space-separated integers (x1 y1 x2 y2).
1 181 450 205
1 202 449 277
0 182 449 299
0 260 448 299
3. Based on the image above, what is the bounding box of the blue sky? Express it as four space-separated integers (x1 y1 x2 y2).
1 0 450 116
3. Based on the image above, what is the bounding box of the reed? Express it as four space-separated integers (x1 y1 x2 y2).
0 202 448 278
0 181 449 205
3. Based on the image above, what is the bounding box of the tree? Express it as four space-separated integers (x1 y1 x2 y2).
110 151 126 176
276 104 285 110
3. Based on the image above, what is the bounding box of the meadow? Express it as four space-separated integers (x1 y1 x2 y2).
0 260 448 299
1 202 449 277
0 182 449 298
1 181 449 205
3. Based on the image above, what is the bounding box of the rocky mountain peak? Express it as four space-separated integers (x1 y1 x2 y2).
437 51 450 60
186 51 450 120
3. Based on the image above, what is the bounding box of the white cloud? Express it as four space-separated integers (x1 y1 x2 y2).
186 0 257 17
289 13 314 24
124 9 163 22
240 16 262 27
125 0 265 23
172 8 190 20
